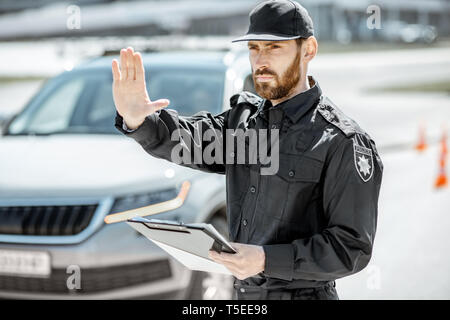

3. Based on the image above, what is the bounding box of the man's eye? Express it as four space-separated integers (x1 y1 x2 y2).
271 45 280 49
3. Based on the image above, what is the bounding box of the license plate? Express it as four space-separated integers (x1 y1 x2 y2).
0 250 51 277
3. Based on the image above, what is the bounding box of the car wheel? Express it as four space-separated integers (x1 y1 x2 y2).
187 215 235 300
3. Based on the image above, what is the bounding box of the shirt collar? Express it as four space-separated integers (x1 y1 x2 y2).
260 75 322 123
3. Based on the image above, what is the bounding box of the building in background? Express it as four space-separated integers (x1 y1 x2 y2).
0 0 448 43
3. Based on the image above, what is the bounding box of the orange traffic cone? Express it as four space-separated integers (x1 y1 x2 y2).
415 123 427 152
435 129 448 188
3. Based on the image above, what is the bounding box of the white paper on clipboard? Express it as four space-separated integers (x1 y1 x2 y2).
151 239 232 275
126 219 233 275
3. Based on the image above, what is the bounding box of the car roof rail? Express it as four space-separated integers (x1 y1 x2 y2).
98 35 244 56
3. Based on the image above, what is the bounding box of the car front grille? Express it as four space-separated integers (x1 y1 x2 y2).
0 259 172 295
0 205 98 236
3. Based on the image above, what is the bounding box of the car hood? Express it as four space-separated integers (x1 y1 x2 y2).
0 134 198 199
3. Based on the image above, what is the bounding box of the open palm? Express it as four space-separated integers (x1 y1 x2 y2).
112 47 170 129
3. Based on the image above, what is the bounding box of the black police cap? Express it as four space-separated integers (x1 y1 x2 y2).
232 0 314 42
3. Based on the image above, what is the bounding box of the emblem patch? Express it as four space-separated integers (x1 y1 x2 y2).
353 142 374 182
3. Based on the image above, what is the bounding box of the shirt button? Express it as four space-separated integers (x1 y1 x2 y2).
250 186 256 193
242 219 248 226
288 170 295 177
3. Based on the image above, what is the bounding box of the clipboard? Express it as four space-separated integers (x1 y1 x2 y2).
127 216 237 274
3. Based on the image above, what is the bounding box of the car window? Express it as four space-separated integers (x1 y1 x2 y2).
85 77 118 130
149 70 224 116
29 78 86 133
8 77 87 134
7 66 225 135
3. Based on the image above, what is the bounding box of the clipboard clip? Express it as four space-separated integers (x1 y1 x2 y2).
210 239 236 254
128 216 191 233
210 240 225 254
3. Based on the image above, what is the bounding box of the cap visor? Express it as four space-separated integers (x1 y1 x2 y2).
231 33 303 43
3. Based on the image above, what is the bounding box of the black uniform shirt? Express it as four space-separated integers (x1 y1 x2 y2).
115 76 383 290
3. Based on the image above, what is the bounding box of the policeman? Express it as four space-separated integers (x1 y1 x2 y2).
112 0 383 300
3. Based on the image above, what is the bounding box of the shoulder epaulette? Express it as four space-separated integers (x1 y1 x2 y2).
317 96 364 138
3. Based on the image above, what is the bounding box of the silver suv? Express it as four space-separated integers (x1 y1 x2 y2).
0 49 254 299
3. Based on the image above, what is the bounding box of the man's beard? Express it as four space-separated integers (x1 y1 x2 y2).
253 51 301 100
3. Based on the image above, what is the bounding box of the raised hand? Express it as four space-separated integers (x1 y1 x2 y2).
112 47 170 130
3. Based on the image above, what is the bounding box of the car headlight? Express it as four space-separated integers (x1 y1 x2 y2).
109 188 179 214
104 181 191 224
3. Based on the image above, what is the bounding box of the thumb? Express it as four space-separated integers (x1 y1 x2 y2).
151 99 170 112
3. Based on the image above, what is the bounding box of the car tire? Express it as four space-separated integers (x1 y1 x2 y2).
186 215 235 300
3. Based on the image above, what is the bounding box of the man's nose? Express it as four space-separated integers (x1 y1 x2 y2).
254 52 270 71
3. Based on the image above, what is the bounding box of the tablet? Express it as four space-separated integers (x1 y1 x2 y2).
127 217 237 261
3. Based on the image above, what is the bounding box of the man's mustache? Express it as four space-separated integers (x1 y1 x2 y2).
254 69 277 76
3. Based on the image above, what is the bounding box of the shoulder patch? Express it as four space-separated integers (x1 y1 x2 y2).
317 96 363 137
353 139 374 182
352 133 376 182
230 91 263 108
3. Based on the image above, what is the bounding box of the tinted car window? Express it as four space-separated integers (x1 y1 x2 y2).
8 67 225 135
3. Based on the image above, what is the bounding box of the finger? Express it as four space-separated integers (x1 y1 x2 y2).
213 251 240 263
209 250 221 260
209 251 226 262
112 59 121 81
210 253 239 266
151 99 170 112
120 49 127 80
127 47 135 80
211 256 235 270
134 52 145 82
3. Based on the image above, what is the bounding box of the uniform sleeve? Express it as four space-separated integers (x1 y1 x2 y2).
122 121 136 133
115 108 230 174
262 134 383 281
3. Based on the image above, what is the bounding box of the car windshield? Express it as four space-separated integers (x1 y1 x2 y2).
7 66 225 135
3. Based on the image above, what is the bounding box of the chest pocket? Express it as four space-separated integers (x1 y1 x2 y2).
269 153 324 225
257 153 324 227
276 153 324 183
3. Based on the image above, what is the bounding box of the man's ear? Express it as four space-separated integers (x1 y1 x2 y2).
302 36 318 63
